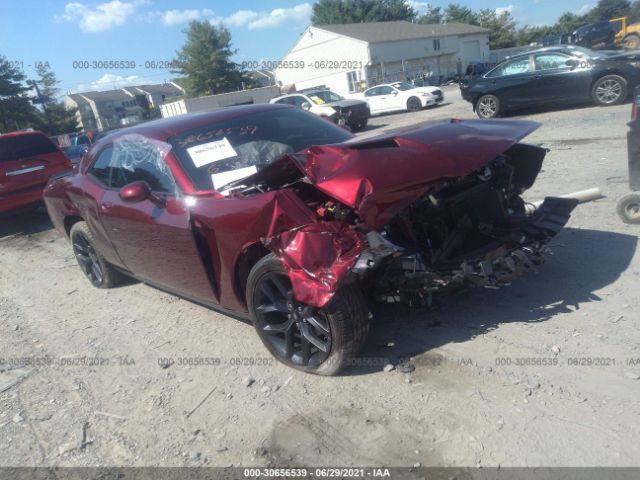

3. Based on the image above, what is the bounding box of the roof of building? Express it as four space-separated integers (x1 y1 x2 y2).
123 83 184 96
316 21 489 43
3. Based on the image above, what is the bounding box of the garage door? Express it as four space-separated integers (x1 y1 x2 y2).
463 40 481 63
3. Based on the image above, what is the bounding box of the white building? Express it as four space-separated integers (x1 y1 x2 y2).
275 21 490 96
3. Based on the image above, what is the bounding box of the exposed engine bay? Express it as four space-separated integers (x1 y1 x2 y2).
222 119 579 308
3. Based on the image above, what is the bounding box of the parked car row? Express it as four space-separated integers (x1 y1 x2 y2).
460 45 640 118
270 81 445 130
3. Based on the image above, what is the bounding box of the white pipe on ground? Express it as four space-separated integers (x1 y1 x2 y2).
525 187 604 214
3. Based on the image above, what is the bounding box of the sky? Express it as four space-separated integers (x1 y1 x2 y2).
0 0 597 96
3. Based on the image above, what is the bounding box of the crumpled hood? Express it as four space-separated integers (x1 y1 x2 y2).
294 118 540 228
229 118 541 229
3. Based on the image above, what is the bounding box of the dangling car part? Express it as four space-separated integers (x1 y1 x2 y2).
44 104 593 375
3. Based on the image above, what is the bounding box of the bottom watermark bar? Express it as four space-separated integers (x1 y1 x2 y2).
1 467 640 480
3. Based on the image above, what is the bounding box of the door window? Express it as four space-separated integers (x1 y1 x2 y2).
88 138 175 193
534 54 571 71
487 57 531 77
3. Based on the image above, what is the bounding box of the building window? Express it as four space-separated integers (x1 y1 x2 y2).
347 71 359 93
433 39 441 51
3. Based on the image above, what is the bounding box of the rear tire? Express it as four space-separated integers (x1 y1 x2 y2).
624 34 640 50
617 192 640 224
592 75 627 106
70 221 124 288
406 96 422 112
246 254 370 376
476 94 501 119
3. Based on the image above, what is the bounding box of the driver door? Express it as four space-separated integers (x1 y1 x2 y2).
96 139 216 302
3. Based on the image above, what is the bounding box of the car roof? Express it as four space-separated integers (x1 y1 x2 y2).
0 130 48 139
95 103 291 144
504 45 587 61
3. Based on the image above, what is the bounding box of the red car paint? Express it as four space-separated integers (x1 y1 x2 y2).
1 131 71 214
44 104 547 313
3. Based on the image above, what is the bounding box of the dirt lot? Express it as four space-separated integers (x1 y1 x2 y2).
1 86 639 468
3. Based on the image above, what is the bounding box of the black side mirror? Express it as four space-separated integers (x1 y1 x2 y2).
565 59 579 69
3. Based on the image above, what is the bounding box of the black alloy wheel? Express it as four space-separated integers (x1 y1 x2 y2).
407 96 422 112
73 231 104 287
252 271 332 368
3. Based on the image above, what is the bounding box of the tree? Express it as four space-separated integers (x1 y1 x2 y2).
172 21 243 97
631 0 640 21
516 25 555 46
443 3 479 25
417 5 443 24
0 56 39 132
554 12 589 33
32 62 80 135
587 0 631 21
311 0 416 25
479 9 517 49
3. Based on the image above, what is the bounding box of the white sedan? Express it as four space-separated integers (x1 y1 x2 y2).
350 82 444 115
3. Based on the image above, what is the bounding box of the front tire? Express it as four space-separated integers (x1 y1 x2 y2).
592 75 627 106
476 94 501 119
617 192 640 224
406 96 422 112
246 254 369 375
70 221 124 288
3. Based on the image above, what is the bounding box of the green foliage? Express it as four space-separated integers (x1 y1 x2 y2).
443 3 479 25
311 0 416 25
172 21 243 97
0 55 40 132
479 9 518 49
33 62 80 135
631 0 640 21
416 4 443 24
587 0 631 21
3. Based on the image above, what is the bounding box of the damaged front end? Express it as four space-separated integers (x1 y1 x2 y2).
226 119 579 308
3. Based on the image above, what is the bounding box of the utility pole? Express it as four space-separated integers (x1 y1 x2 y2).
30 80 53 135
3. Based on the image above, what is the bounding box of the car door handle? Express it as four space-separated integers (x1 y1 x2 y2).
6 165 46 176
100 201 112 212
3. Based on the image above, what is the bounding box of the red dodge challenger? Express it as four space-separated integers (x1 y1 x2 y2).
44 104 578 375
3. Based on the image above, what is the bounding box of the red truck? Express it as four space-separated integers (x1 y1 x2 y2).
0 130 71 214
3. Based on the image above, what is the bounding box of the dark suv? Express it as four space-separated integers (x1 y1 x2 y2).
573 21 615 49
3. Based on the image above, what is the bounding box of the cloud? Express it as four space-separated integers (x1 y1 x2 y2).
75 74 147 92
578 4 594 15
55 0 147 32
407 1 433 14
224 10 260 27
215 3 312 30
159 8 215 26
495 5 515 16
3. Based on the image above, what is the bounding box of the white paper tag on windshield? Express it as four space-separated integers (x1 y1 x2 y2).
211 166 257 190
187 137 238 168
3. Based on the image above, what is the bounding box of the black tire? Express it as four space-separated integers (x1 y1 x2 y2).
476 94 501 119
70 221 124 288
406 96 422 112
592 75 627 106
350 118 368 131
616 192 640 224
624 34 640 50
246 254 369 376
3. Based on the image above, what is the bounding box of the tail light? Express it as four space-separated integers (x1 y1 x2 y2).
633 93 640 121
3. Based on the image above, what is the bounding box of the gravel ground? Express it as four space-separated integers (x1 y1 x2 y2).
1 86 639 468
